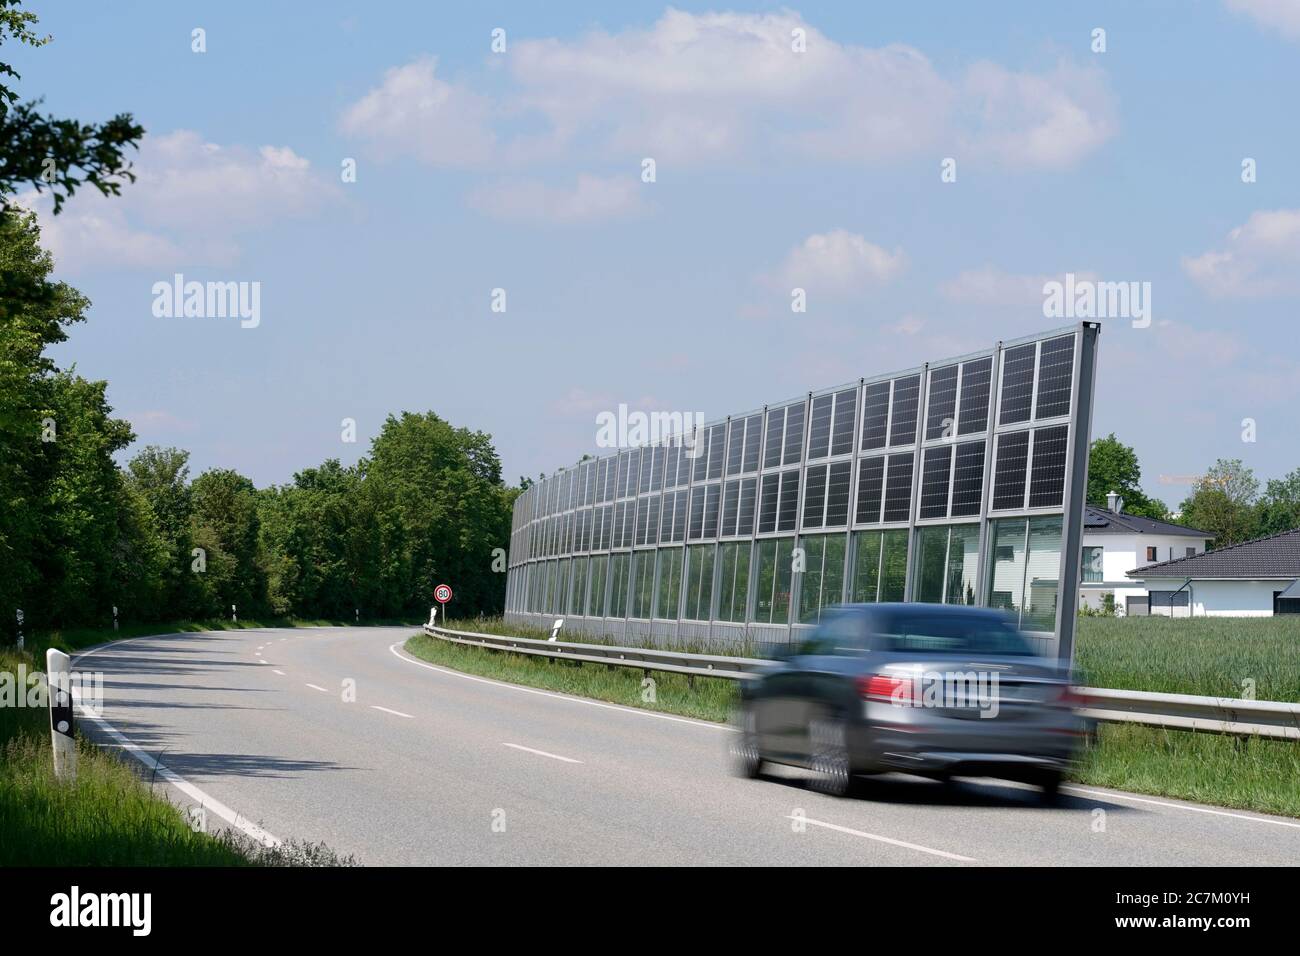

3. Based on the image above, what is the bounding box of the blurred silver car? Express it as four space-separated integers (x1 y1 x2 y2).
733 603 1091 799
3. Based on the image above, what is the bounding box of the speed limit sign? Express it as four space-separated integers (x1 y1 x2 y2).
434 584 453 605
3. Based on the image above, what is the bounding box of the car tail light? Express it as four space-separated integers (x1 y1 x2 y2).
1058 686 1087 706
859 674 913 705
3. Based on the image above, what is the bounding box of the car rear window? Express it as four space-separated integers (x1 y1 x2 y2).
879 614 1036 656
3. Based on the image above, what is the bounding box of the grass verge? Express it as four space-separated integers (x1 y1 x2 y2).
406 627 1300 819
1 617 400 865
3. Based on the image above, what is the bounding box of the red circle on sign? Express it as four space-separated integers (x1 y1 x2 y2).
435 584 453 604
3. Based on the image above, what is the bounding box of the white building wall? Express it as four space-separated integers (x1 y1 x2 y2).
1143 579 1287 617
1078 531 1210 613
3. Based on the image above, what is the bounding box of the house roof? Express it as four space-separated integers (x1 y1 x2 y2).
1126 528 1300 579
1083 505 1212 539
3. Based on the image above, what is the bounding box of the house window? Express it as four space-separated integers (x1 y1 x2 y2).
1146 546 1158 562
1186 547 1196 557
1082 546 1103 583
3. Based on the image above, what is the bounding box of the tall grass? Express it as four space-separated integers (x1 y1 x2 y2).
1075 616 1300 700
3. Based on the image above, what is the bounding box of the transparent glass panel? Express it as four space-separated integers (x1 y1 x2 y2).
716 541 751 623
1023 515 1062 631
880 530 909 601
851 531 882 602
914 526 948 604
570 556 588 615
609 553 631 618
588 555 608 616
631 550 655 619
946 524 980 606
655 548 684 620
683 544 716 621
755 538 794 625
986 518 1028 618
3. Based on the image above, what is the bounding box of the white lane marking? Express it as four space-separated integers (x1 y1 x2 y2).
503 742 582 764
258 660 270 665
787 814 975 862
1064 786 1300 830
371 705 414 719
305 683 329 693
273 670 286 676
65 658 281 849
388 642 730 732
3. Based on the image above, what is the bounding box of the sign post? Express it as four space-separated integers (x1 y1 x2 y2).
434 584 453 624
46 648 76 781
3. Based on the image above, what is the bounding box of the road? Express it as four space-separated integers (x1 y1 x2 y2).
74 626 1300 866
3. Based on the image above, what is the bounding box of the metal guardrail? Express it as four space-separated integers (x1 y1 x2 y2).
422 624 1300 741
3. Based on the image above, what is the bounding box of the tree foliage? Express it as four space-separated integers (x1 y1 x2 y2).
0 0 144 213
1086 433 1169 520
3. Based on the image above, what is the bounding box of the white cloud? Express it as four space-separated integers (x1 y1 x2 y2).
25 130 334 273
1182 208 1300 296
466 174 647 223
958 61 1116 168
1226 0 1300 40
342 10 1115 172
338 56 497 166
941 267 1099 306
770 229 906 293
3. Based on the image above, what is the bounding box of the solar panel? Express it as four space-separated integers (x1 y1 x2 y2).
992 430 1030 509
1028 425 1069 507
919 445 953 518
1035 336 1075 419
998 344 1035 426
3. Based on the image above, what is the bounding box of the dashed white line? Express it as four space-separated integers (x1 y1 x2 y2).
273 670 286 676
787 814 976 862
503 742 583 764
305 683 329 693
371 705 414 719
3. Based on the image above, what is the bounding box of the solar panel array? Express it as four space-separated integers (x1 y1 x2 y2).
504 324 1095 640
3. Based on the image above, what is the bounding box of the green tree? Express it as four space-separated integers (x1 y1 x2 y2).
365 412 514 617
190 469 266 617
1256 468 1300 536
0 1 144 213
1086 433 1169 519
1179 459 1261 546
126 446 197 613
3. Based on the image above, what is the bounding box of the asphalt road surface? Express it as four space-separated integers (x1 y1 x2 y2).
73 626 1300 866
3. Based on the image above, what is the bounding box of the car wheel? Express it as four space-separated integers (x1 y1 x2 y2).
1036 769 1064 803
731 705 763 779
808 716 853 797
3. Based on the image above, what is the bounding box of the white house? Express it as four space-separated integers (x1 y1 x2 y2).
1078 492 1213 616
1127 527 1300 617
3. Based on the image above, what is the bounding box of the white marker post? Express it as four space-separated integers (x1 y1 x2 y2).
15 608 23 650
231 603 237 623
112 605 119 632
550 618 564 642
46 648 77 781
429 606 438 627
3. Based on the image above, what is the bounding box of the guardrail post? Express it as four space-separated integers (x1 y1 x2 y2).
46 648 77 781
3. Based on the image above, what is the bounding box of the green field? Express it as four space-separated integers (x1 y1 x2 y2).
0 618 395 866
1075 616 1300 700
419 614 1300 818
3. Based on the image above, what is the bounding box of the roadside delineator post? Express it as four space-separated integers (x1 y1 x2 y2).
231 603 237 623
15 608 23 650
112 605 118 632
429 606 438 627
46 648 76 781
549 618 564 642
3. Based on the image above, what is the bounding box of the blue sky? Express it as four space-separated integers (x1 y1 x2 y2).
13 1 1300 506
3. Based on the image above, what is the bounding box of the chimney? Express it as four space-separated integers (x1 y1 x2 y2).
1106 491 1124 513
